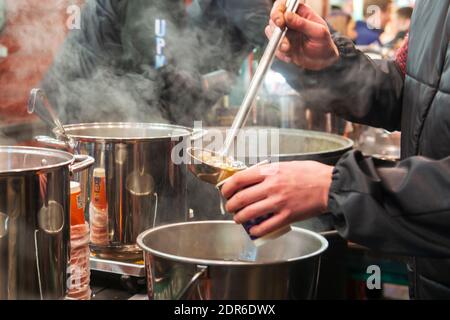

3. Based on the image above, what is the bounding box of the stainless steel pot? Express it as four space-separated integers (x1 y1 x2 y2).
0 146 94 300
137 221 328 300
36 123 194 261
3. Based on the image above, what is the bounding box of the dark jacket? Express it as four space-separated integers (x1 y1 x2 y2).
43 0 270 126
287 0 450 299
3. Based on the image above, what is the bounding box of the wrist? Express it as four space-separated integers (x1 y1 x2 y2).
324 43 340 69
332 33 357 55
320 165 334 213
306 35 358 76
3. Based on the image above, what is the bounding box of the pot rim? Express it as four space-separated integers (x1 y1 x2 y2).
137 221 329 267
54 122 196 142
0 146 74 175
201 127 354 158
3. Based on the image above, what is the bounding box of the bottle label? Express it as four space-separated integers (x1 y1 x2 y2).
76 194 83 210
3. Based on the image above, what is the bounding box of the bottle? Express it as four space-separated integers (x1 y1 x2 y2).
89 168 109 246
70 181 85 226
92 168 107 210
68 181 91 300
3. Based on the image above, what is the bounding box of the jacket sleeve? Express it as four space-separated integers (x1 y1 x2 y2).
328 150 450 258
273 34 405 132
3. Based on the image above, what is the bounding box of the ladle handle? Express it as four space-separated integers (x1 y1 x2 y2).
28 88 66 136
34 135 75 153
222 0 303 156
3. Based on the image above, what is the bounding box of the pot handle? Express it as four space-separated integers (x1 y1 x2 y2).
70 155 95 175
152 192 159 228
176 265 208 300
35 135 72 151
28 88 61 132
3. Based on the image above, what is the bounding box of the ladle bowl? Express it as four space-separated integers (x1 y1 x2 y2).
187 147 246 185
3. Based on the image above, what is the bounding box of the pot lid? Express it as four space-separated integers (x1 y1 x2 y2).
0 146 74 175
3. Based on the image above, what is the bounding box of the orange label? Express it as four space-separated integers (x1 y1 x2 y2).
70 191 85 226
92 175 107 210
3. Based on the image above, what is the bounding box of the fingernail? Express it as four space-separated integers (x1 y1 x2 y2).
281 43 288 51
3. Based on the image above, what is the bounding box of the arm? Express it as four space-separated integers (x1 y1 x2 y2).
274 35 404 131
268 1 404 131
330 151 450 258
222 152 450 258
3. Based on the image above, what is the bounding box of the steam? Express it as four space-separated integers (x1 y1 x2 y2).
0 131 13 146
41 0 271 127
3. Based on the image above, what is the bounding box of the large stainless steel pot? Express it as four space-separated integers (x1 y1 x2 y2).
137 221 328 300
0 146 94 300
37 123 194 261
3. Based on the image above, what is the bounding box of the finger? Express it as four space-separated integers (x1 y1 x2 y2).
267 21 291 53
264 24 274 39
233 197 278 225
221 167 265 200
270 0 287 28
275 51 292 64
225 183 269 214
296 3 328 24
249 209 291 238
285 12 330 40
279 38 291 53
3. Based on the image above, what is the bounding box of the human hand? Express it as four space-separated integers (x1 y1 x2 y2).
221 161 334 238
266 0 339 70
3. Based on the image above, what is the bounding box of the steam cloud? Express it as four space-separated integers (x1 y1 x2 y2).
41 0 271 126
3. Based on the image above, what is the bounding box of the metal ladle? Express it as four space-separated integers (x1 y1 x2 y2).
188 0 303 183
222 0 303 155
187 147 247 186
28 88 75 150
